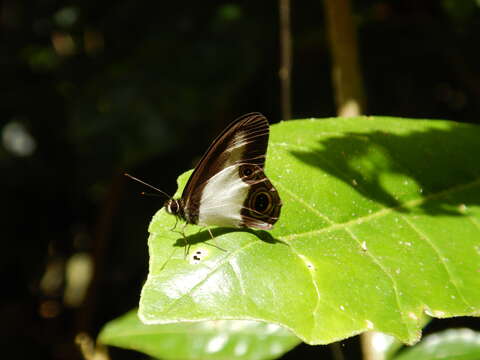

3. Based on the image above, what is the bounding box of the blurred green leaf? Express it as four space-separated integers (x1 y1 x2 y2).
139 117 480 346
392 328 480 360
53 6 79 28
366 318 432 359
99 310 301 360
22 45 60 71
217 4 242 22
442 0 477 21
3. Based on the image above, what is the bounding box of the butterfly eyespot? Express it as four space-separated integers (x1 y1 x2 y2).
239 164 261 184
239 164 255 179
252 191 272 214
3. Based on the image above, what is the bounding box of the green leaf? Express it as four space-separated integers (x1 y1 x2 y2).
139 116 480 345
98 310 301 360
363 317 432 359
392 328 480 360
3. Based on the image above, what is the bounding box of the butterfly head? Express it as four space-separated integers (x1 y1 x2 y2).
165 199 183 216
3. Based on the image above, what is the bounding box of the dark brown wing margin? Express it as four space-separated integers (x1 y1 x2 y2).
182 113 269 222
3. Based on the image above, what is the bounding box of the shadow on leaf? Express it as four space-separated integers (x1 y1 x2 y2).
290 123 480 216
172 226 285 247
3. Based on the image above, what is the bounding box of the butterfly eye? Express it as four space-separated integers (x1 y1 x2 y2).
166 200 179 214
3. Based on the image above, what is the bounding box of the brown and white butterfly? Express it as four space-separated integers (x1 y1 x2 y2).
165 112 282 230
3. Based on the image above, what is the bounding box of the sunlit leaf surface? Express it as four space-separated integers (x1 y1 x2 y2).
139 117 480 345
99 310 301 360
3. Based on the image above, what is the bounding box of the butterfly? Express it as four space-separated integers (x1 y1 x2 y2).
165 112 282 230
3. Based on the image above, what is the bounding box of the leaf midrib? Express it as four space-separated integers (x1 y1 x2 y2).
279 176 480 241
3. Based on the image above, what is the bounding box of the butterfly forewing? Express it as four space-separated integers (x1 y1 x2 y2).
179 113 281 229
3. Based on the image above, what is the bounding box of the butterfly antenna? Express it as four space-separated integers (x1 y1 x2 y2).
124 173 172 199
140 192 165 197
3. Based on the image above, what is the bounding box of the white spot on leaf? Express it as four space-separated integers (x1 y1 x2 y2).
298 254 315 271
234 342 247 356
361 241 368 251
206 334 228 353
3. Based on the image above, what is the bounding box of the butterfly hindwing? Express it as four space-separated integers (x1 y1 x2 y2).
239 164 281 230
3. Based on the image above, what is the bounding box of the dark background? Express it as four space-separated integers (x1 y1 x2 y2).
2 0 480 359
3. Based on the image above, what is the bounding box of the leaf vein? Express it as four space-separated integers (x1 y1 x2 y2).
280 177 480 241
467 216 480 232
161 240 259 315
400 215 475 310
281 238 359 328
228 260 247 296
275 182 336 225
344 227 410 335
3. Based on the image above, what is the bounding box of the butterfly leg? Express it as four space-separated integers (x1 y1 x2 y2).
169 219 191 259
170 216 179 232
179 222 190 259
203 226 226 252
173 223 192 259
207 227 214 240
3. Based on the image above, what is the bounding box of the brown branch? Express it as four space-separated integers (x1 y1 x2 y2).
361 331 387 360
279 0 292 120
323 0 366 116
